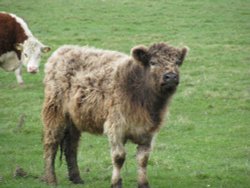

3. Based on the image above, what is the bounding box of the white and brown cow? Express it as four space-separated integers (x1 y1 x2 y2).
0 12 50 84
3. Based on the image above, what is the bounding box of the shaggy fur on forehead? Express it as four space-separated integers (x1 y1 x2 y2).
148 43 181 57
147 43 187 67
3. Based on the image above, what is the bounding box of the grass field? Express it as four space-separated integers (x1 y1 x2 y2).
0 0 250 187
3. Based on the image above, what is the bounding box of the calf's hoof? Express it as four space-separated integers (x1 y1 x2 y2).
138 182 150 188
111 178 122 188
70 176 84 184
41 175 57 186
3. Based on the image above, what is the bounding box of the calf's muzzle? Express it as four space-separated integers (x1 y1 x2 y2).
161 72 179 91
163 72 178 84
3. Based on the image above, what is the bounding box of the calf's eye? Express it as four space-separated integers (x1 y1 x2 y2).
176 58 183 66
150 61 157 66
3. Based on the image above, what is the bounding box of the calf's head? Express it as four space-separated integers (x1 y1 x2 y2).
15 37 51 73
132 42 188 94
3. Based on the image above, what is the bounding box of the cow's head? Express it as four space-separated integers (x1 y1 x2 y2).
131 42 188 95
15 37 51 73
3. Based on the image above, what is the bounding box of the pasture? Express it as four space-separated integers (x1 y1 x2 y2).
0 0 249 187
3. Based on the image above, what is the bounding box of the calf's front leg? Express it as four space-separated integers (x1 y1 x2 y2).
137 144 151 188
110 141 126 188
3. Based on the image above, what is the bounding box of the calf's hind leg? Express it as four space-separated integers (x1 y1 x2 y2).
42 99 66 185
62 122 83 184
43 127 64 185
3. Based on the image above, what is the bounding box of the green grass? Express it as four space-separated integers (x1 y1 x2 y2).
0 0 249 187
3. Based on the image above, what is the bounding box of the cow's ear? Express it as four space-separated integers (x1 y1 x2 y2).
177 46 189 66
14 43 24 51
41 46 51 53
131 45 149 66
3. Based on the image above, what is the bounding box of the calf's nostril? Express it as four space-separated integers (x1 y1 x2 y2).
163 73 177 81
164 74 169 80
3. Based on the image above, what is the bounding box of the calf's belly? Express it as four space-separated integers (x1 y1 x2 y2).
69 111 106 135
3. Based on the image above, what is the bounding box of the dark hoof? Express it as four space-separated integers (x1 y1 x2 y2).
70 176 84 184
111 178 122 188
138 182 150 188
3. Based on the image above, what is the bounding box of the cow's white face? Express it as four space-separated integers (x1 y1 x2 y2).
16 37 50 73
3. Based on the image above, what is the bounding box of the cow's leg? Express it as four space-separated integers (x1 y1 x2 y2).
14 63 23 85
63 123 83 184
137 144 151 188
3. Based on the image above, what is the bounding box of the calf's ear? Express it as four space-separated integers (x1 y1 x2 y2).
41 46 51 53
177 46 189 66
131 45 149 66
14 43 24 51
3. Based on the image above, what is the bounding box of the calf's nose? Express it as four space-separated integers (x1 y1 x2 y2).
163 73 177 82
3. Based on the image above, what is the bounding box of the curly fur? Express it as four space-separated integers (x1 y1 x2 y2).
42 43 188 187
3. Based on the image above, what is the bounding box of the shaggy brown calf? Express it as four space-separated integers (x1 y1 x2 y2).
42 42 188 188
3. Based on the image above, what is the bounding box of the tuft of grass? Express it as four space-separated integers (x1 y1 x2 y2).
0 0 250 187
